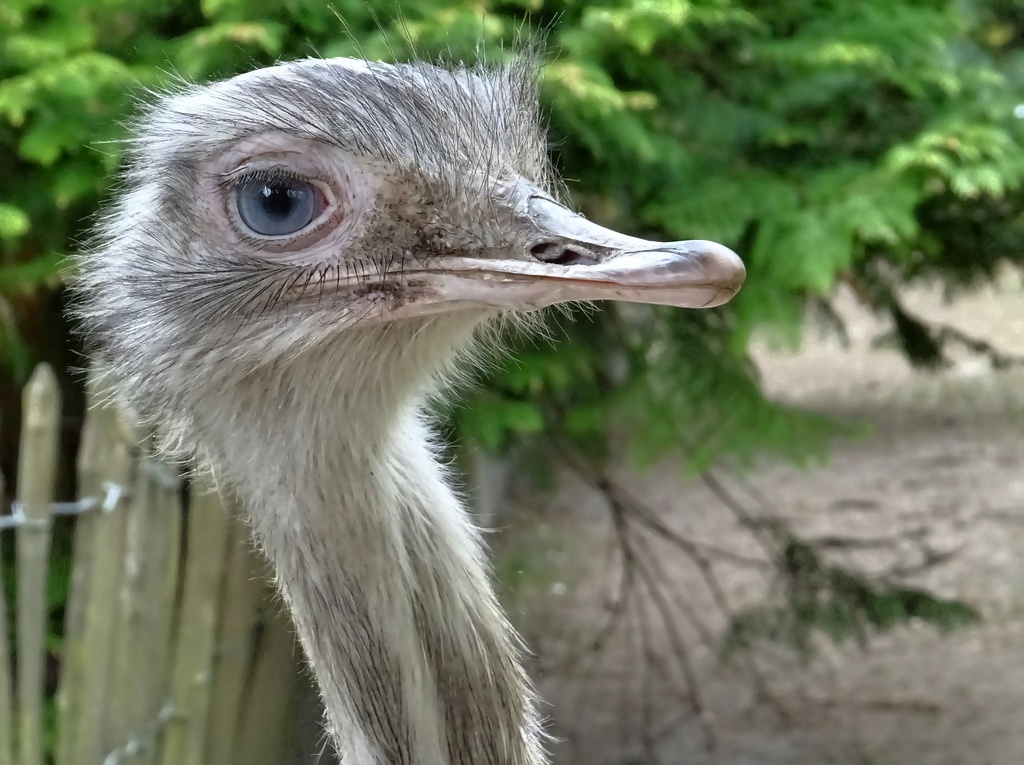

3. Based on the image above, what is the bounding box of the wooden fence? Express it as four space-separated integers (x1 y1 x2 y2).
0 365 308 765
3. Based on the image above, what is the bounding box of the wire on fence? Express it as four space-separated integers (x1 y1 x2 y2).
0 482 129 531
100 703 180 765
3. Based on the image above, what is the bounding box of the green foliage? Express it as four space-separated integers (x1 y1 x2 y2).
450 305 839 475
2 0 1022 459
722 538 982 660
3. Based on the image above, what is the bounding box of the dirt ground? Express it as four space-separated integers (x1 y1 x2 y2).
501 268 1024 765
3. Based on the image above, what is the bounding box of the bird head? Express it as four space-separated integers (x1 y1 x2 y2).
72 55 745 447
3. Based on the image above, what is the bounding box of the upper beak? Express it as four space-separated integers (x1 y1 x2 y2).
386 187 745 317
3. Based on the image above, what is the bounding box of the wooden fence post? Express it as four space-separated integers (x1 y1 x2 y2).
62 388 134 765
203 517 266 765
134 454 184 765
157 476 231 765
108 431 162 765
0 464 14 765
55 370 109 765
232 597 303 765
15 365 61 765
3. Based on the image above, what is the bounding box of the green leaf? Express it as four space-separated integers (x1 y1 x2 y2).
19 120 66 166
0 203 30 239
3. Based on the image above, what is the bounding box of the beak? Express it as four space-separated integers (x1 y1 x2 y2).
385 187 745 318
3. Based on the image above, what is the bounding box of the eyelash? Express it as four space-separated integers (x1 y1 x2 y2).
220 166 311 194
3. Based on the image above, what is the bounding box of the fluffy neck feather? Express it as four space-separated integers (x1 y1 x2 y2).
197 317 546 765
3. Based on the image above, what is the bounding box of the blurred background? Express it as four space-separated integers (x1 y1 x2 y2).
1 0 1023 763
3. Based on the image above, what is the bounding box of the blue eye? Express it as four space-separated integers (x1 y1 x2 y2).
235 176 323 237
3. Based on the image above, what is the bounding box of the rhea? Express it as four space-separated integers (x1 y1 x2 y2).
71 55 744 764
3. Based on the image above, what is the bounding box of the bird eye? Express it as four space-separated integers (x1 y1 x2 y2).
235 176 326 237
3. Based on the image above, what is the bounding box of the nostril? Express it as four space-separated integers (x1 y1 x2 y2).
530 243 594 266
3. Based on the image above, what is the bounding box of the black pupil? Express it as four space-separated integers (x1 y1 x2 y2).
259 184 302 220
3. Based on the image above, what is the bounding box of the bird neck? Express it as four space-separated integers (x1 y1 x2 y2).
208 319 547 765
